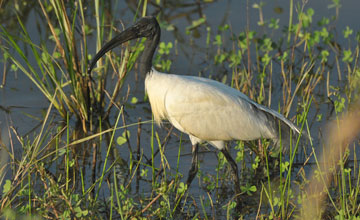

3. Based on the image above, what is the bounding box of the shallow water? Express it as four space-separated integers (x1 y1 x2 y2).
1 0 360 217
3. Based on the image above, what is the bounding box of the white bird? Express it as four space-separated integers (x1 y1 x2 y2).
88 16 305 195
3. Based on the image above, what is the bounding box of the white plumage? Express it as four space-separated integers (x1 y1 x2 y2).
145 68 300 150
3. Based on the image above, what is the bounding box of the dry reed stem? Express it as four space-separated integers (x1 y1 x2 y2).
301 104 360 219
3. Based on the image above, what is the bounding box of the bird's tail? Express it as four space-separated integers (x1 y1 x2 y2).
252 103 310 153
271 118 308 153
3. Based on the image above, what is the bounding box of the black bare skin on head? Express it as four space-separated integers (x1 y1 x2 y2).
87 16 161 76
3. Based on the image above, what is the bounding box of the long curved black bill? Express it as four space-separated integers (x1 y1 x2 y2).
87 25 140 75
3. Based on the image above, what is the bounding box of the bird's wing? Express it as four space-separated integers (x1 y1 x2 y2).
163 74 279 142
191 75 303 135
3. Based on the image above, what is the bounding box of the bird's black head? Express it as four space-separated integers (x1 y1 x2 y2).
87 16 160 75
132 16 160 38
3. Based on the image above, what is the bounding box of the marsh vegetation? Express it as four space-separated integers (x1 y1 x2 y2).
0 0 360 219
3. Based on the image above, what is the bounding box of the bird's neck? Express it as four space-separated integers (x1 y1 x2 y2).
139 32 160 75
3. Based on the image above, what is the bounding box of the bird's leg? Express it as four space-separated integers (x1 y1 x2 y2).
174 144 199 215
186 143 199 187
221 148 241 196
